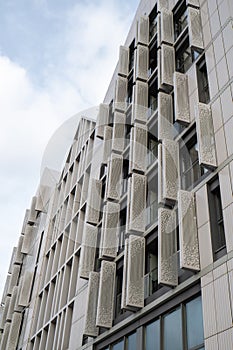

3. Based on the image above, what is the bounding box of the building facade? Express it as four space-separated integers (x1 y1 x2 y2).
1 0 233 349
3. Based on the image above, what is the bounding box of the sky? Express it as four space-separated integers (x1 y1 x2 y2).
0 0 139 298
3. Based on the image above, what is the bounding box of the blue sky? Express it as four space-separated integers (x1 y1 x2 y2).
0 0 139 297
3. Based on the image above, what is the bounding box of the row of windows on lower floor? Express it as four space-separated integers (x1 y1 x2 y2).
98 295 204 350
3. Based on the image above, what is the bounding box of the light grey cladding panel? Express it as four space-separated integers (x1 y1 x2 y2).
6 312 22 350
96 261 116 329
106 154 123 201
158 207 178 286
6 287 17 321
135 44 149 81
137 16 149 45
21 224 34 255
160 8 174 44
162 139 179 202
158 144 163 204
15 235 24 264
157 0 169 12
178 190 200 271
115 76 127 112
112 112 126 153
160 44 175 87
18 271 33 307
131 124 148 173
126 235 145 309
8 265 21 295
126 177 132 233
96 103 109 139
118 46 129 77
132 80 148 124
86 179 102 225
101 202 120 259
196 103 217 169
84 272 100 337
188 7 203 50
0 297 10 329
158 92 173 141
102 126 112 165
186 0 199 6
174 72 191 124
28 196 37 223
79 224 98 279
121 239 129 309
129 173 147 233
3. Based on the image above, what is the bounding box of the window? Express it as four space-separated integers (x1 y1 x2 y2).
127 332 137 350
115 266 124 318
176 38 194 73
145 319 160 350
122 159 129 195
126 74 133 105
144 295 204 350
148 39 157 78
148 134 159 167
129 40 135 72
147 175 158 226
180 129 208 190
208 178 226 261
112 339 124 350
125 111 132 148
197 56 210 104
149 6 157 40
118 207 126 253
148 78 158 119
173 1 188 40
145 238 159 298
109 100 114 125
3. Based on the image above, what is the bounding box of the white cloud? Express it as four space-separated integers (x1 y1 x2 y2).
0 0 137 297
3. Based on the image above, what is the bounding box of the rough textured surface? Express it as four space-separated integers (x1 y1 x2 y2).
96 261 116 328
106 154 123 200
178 190 200 271
6 312 22 350
188 7 203 50
101 202 120 259
86 179 102 225
160 8 174 44
131 124 148 173
135 44 148 81
112 112 126 153
174 72 191 124
79 224 98 279
96 104 109 139
137 16 149 45
162 139 179 202
84 272 100 337
129 173 147 233
158 92 173 141
160 44 175 87
133 80 148 124
115 76 127 112
158 207 178 286
196 103 217 168
118 46 129 77
18 271 33 307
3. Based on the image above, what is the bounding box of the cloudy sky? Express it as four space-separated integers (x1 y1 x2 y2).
0 0 139 297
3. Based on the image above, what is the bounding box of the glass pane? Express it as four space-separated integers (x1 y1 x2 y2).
186 296 204 349
112 339 124 350
127 332 137 350
164 307 182 350
145 319 160 350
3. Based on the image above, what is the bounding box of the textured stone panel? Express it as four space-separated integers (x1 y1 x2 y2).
158 144 163 204
0 297 10 330
157 0 169 11
162 139 179 202
96 261 116 328
118 46 129 77
126 235 145 309
135 44 148 81
158 207 178 286
160 8 174 44
121 238 129 309
84 272 100 337
86 179 102 225
15 235 24 264
106 154 123 200
8 265 21 295
133 80 148 124
6 312 22 350
6 286 18 321
160 44 175 87
101 202 120 259
28 196 37 223
79 224 98 279
129 173 147 233
137 16 149 45
158 92 173 141
130 124 148 173
115 76 127 112
102 126 112 165
21 224 34 255
174 72 191 124
188 7 203 50
18 271 33 307
178 190 200 271
186 0 199 7
196 103 217 169
96 103 109 139
112 112 126 153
